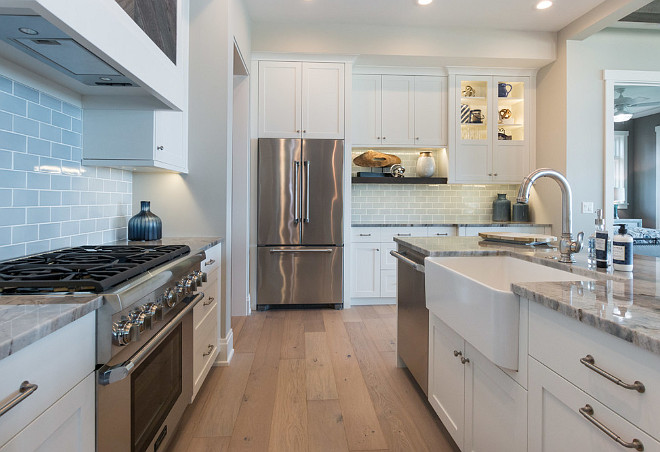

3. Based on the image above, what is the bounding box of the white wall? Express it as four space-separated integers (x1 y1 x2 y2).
252 22 556 68
133 0 252 362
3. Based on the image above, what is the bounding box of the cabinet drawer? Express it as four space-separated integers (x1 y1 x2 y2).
202 244 221 274
193 274 219 330
193 304 218 399
529 357 660 452
529 302 660 440
380 242 398 270
380 227 427 242
380 269 397 298
0 313 95 446
351 227 381 242
426 226 456 237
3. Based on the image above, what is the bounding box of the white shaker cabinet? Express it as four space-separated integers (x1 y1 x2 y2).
381 76 415 146
350 242 381 298
528 358 659 452
0 374 95 452
83 109 187 173
258 61 345 139
428 314 527 452
352 74 447 147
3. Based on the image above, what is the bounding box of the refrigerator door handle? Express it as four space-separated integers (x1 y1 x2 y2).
269 248 333 253
304 160 311 223
294 161 300 224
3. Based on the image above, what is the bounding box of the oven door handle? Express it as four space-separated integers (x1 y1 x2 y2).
98 292 205 386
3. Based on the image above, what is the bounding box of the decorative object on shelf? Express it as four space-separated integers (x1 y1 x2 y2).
470 109 484 124
461 104 471 123
498 82 513 98
390 164 406 178
498 127 512 140
614 186 626 219
512 202 530 222
498 108 512 124
128 201 162 241
416 151 435 178
353 150 401 167
492 193 511 222
462 85 475 97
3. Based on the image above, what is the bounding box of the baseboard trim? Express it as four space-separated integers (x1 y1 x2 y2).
214 328 234 366
350 297 396 306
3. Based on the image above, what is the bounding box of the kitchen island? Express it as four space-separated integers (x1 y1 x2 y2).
394 236 660 452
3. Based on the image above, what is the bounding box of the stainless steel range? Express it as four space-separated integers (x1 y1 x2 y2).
0 245 209 452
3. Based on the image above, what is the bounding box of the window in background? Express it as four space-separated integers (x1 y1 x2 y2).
613 130 629 210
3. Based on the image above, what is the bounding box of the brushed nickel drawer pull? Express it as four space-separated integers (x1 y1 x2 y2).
0 381 38 417
359 233 372 237
203 296 215 306
203 344 215 357
397 233 412 237
579 405 644 450
453 350 462 357
434 233 448 236
580 355 645 393
205 259 216 267
460 357 470 364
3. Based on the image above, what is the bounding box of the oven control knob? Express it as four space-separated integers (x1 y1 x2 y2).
143 302 163 322
186 275 198 292
112 320 139 346
194 270 207 284
129 309 147 332
163 288 176 308
175 283 186 299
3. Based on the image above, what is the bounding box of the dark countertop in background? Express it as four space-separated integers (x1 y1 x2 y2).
395 236 660 357
0 237 223 361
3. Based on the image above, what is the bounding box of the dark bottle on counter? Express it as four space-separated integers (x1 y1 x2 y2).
128 201 162 241
594 209 610 268
492 193 511 222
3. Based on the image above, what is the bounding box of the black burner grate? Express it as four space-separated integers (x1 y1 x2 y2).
0 245 190 294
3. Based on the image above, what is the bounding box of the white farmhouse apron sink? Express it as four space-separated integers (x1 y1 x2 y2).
424 256 593 370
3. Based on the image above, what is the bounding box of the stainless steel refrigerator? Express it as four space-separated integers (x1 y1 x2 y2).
257 138 343 309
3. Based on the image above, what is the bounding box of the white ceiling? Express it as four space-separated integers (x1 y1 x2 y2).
243 0 608 33
615 84 660 118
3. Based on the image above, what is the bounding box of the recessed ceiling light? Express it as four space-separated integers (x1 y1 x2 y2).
536 0 553 9
18 27 38 35
417 0 433 5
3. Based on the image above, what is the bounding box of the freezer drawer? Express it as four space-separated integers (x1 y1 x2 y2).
257 246 343 306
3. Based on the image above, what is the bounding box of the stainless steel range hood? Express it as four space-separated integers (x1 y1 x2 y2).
0 15 138 87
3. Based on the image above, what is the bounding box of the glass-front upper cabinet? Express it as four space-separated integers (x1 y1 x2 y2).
450 73 533 184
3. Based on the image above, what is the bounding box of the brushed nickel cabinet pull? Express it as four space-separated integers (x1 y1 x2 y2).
205 259 216 267
359 233 372 237
0 381 38 417
203 344 215 357
435 233 448 236
453 350 462 357
156 145 164 150
580 355 645 393
579 405 644 450
460 357 470 364
397 233 412 237
203 296 215 306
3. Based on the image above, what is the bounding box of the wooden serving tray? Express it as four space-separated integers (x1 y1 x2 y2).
478 231 557 245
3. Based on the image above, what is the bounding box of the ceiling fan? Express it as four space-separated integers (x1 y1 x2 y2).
614 87 660 122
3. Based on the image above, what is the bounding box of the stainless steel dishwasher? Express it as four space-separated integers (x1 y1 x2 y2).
391 245 428 395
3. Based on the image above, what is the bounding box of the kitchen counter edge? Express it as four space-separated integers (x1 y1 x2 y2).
353 222 552 227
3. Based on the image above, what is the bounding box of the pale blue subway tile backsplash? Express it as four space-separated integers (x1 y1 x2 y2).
0 75 132 260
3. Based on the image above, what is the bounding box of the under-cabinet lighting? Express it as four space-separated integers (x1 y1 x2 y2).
417 0 433 5
536 0 553 9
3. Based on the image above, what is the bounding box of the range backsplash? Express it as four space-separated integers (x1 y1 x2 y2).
352 183 520 224
0 74 132 261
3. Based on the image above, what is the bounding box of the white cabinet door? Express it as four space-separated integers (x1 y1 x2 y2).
350 243 381 298
414 76 447 146
491 144 529 183
528 358 660 452
352 74 382 146
154 110 185 170
429 315 465 450
464 343 527 452
454 143 491 183
258 61 302 138
381 75 415 146
302 62 344 139
0 373 95 452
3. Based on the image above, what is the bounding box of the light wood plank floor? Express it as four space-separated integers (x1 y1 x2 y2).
167 305 458 452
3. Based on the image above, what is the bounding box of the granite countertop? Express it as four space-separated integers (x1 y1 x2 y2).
0 236 223 361
395 236 660 356
353 222 552 227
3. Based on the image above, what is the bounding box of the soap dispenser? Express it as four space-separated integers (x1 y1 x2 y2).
592 209 610 269
613 224 634 272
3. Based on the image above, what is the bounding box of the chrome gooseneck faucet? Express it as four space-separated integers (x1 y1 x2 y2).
517 168 584 263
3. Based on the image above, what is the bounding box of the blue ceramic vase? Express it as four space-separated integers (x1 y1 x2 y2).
128 201 162 241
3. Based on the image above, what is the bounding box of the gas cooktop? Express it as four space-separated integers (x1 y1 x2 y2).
0 245 191 294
